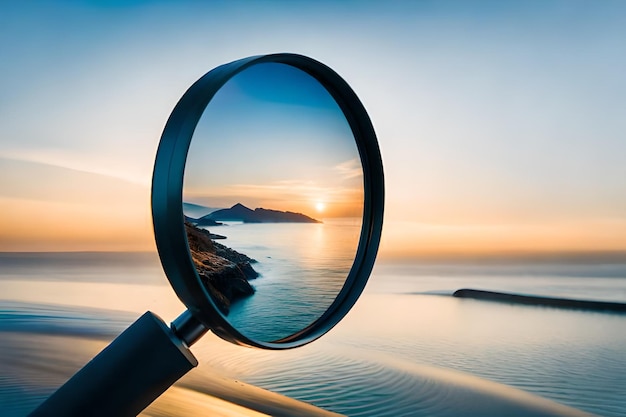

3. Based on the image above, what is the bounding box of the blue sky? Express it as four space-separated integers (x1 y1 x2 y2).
184 62 362 217
1 1 625 254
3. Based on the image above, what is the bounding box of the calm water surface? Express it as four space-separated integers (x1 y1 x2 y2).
1 250 625 416
204 219 361 341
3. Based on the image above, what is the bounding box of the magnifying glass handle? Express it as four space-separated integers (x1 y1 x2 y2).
29 311 198 417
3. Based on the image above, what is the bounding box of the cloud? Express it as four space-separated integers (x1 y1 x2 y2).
334 158 362 180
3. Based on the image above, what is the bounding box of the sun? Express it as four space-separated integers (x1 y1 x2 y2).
315 202 326 213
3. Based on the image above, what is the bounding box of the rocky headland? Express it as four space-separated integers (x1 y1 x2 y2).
185 221 258 314
197 203 321 224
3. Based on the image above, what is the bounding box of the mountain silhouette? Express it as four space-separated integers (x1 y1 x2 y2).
199 203 321 224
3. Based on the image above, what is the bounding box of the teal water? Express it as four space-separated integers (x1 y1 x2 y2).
206 220 361 342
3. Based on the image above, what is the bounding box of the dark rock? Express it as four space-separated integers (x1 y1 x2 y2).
195 216 223 227
184 221 258 315
206 203 321 223
202 265 255 314
253 207 320 223
238 261 259 280
213 241 257 264
185 222 215 253
205 203 256 222
453 288 626 313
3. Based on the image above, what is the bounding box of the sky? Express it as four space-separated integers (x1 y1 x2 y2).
183 62 363 219
1 1 625 257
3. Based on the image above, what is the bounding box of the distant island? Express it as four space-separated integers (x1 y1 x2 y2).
192 203 321 224
453 289 626 313
185 221 258 314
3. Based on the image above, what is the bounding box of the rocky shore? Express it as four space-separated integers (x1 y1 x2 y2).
184 222 258 314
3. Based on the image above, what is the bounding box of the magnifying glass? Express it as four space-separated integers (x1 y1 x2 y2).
30 53 384 417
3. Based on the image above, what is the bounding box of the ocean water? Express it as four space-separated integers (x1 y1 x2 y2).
202 219 361 342
1 249 626 416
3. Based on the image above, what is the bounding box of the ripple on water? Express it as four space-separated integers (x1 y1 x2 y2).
193 342 596 417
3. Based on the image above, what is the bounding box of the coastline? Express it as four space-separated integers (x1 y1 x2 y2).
453 289 626 313
185 222 259 314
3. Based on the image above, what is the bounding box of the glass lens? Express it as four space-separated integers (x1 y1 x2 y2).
182 63 364 342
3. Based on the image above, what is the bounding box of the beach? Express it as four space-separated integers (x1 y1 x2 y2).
1 251 625 416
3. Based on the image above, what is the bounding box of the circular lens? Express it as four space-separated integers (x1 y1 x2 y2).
152 54 383 349
183 63 364 342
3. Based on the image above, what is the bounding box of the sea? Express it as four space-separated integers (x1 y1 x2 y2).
1 223 626 416
210 219 362 342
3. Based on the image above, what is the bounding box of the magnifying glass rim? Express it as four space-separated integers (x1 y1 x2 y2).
152 53 384 349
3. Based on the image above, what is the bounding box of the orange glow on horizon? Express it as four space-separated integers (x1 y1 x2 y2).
0 158 156 251
2 187 626 255
2 159 624 256
0 197 155 252
184 181 364 220
3 195 626 255
377 219 626 260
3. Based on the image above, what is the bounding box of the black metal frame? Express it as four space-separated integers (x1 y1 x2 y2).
152 53 384 349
